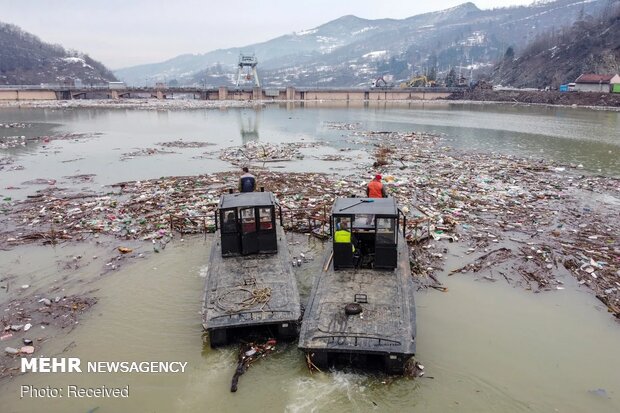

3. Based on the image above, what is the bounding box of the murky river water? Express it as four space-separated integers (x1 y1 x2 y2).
1 103 619 199
1 103 619 412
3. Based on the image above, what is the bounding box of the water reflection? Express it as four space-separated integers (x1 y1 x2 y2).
238 109 260 144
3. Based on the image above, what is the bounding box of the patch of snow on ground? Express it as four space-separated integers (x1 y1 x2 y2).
296 28 318 36
62 57 94 70
362 50 387 59
316 36 336 43
351 26 376 36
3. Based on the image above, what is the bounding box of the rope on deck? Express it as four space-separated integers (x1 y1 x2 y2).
216 286 272 313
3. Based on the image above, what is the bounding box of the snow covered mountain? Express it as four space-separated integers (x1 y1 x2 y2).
114 0 608 87
0 21 117 85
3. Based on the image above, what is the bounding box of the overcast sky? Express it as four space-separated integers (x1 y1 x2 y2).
1 0 534 69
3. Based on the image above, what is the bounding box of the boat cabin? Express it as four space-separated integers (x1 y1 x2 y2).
331 197 405 270
216 191 280 256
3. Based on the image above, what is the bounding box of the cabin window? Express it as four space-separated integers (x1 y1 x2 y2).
353 213 375 228
259 207 273 230
240 207 257 234
376 217 396 245
334 216 352 233
221 209 237 233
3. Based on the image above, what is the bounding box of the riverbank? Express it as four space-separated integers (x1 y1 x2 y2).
447 89 620 108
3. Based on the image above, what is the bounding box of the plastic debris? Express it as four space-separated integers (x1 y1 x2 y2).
121 148 176 161
218 141 305 165
1 126 618 319
157 140 216 148
5 347 19 355
231 339 278 392
588 388 608 398
20 346 35 354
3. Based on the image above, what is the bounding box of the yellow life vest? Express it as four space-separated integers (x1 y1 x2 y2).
334 229 355 251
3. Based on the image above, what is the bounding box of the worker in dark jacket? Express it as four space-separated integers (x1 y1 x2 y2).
366 174 387 198
239 167 256 192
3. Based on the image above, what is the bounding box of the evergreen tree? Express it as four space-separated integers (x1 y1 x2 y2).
504 46 515 60
428 66 437 81
445 68 457 87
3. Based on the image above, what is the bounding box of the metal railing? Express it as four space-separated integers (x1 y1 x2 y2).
167 206 331 239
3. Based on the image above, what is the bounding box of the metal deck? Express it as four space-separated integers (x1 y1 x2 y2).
202 224 301 345
298 232 416 372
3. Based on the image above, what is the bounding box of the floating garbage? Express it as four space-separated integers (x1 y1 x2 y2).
588 388 608 398
121 148 176 160
20 346 35 354
0 132 95 149
324 121 361 130
0 98 261 111
157 140 216 148
0 122 30 129
38 298 52 306
231 339 278 392
219 141 304 165
1 125 618 319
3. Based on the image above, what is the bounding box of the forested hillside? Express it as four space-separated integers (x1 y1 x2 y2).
491 2 620 88
0 21 117 85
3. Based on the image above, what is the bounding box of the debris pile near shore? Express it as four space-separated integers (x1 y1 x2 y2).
1 129 618 317
447 89 620 108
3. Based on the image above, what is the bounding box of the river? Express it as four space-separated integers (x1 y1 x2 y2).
1 102 619 412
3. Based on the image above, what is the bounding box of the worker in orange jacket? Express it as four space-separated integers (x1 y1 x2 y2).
366 174 387 198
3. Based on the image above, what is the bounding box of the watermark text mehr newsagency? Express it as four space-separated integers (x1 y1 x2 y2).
21 358 188 373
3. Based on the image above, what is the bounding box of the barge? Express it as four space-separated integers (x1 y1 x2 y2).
202 191 301 347
298 197 416 374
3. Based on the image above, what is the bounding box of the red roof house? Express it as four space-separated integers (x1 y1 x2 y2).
574 73 620 92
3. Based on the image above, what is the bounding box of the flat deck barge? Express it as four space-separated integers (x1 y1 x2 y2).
298 197 416 373
202 191 301 346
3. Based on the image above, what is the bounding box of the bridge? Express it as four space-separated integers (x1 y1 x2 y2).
0 85 462 102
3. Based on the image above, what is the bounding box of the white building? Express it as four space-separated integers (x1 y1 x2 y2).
574 73 620 93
